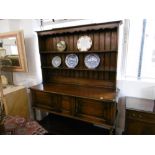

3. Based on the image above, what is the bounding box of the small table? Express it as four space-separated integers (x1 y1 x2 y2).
2 116 47 135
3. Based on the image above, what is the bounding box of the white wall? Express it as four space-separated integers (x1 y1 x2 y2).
0 20 10 32
0 19 42 88
117 80 155 99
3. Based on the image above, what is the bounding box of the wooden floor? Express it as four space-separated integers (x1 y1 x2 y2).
38 114 109 135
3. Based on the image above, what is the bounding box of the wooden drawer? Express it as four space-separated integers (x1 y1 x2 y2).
127 110 155 123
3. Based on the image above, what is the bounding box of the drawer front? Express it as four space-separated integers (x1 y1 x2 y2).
127 110 155 123
76 98 116 124
31 90 60 111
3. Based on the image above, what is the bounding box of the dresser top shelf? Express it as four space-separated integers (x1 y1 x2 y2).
37 21 121 36
30 83 117 102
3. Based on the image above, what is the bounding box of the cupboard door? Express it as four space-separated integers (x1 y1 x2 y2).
59 96 75 115
76 98 116 125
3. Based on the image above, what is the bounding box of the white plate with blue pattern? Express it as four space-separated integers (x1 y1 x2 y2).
84 54 100 69
52 56 61 68
65 54 78 68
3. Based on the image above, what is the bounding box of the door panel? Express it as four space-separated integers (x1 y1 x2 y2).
32 91 59 111
60 96 75 115
76 98 116 124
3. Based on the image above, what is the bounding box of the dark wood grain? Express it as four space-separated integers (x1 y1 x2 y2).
93 32 99 51
30 83 116 102
105 31 111 50
111 30 117 50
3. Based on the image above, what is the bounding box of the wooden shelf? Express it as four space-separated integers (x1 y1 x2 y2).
40 50 117 54
35 106 113 130
41 66 116 72
39 114 110 135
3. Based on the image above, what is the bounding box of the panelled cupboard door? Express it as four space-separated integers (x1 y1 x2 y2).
31 90 76 115
31 90 60 111
75 98 116 125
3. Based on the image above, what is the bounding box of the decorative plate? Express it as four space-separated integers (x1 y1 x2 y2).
56 41 66 52
52 56 61 68
84 54 100 69
65 54 78 68
77 35 92 51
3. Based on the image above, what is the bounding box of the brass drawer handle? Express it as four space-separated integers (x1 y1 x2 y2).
130 113 143 118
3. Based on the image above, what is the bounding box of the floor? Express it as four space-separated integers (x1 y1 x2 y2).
38 114 109 135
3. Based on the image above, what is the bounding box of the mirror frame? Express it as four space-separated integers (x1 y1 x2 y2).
0 30 28 72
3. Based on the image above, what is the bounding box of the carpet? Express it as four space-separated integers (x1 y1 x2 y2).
2 115 48 135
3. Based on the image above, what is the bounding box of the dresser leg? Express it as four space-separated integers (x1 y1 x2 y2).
109 129 113 135
109 128 115 135
33 108 37 120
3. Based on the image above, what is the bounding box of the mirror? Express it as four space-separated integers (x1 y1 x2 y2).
0 31 28 72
